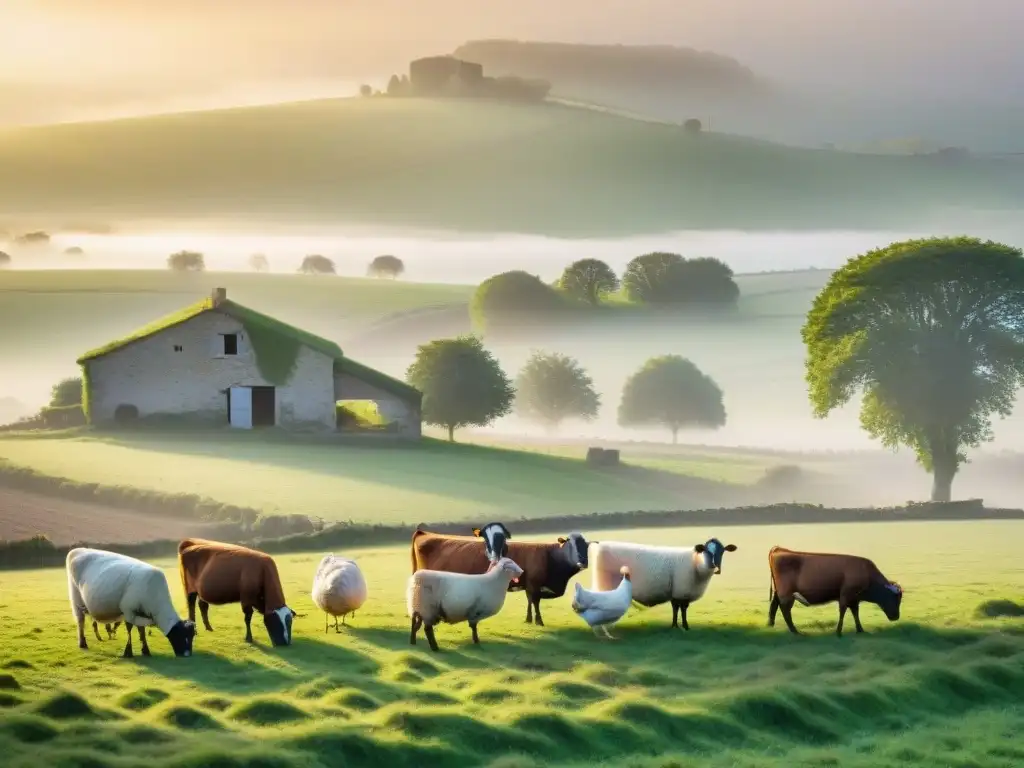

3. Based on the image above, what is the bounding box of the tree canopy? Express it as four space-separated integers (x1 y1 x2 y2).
557 258 620 306
368 254 405 279
514 351 601 430
167 250 205 271
299 254 336 275
470 270 567 335
618 355 726 443
803 236 1024 502
405 335 515 441
622 253 739 306
249 253 269 272
50 376 82 407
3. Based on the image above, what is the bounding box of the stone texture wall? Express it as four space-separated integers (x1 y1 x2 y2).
86 310 335 429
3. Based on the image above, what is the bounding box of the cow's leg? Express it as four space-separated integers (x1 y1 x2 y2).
122 622 135 658
199 599 214 632
242 606 254 643
532 595 545 627
92 620 103 642
336 615 342 633
850 602 865 633
424 622 440 652
768 592 780 627
410 614 422 645
470 622 480 644
138 624 152 656
187 592 198 624
77 613 88 650
525 597 534 624
779 597 800 635
324 612 329 633
107 621 120 639
671 599 680 628
836 601 848 637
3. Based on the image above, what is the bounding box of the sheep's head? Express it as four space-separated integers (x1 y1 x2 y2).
492 557 524 585
167 620 196 657
694 538 738 574
265 607 298 647
474 522 512 563
557 532 590 570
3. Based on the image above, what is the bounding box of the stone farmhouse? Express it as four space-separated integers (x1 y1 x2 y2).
76 288 422 437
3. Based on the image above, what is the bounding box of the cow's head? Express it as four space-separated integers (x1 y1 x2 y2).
557 532 590 570
872 581 903 621
694 538 738 574
474 522 511 563
166 620 196 657
264 607 299 647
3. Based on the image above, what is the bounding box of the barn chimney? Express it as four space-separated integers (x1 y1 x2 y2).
212 287 226 306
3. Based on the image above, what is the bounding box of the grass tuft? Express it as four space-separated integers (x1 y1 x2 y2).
116 687 169 711
160 705 224 731
229 698 311 726
34 692 103 721
976 599 1024 618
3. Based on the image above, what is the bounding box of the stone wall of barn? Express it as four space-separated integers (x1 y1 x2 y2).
334 372 422 438
85 310 335 429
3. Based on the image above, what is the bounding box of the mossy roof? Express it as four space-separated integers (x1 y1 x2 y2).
75 297 421 402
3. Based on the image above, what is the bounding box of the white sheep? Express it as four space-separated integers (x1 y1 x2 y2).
407 556 524 652
311 553 368 632
590 537 737 631
66 547 196 657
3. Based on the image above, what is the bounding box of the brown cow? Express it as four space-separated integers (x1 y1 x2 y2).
178 538 300 646
768 546 903 637
412 523 589 626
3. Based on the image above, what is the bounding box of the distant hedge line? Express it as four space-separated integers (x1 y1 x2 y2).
1 493 1020 570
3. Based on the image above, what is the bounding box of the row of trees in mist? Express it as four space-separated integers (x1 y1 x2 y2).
166 250 405 279
405 337 725 444
469 254 741 335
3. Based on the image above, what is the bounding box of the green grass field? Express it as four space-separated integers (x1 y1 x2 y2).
1 97 1021 235
0 432 754 524
1 521 1021 768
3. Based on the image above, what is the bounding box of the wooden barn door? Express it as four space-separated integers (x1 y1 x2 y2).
229 386 253 429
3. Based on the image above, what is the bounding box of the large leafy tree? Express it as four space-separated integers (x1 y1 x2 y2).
167 250 205 271
367 254 405 279
557 258 619 306
50 377 82 407
514 351 601 431
299 254 336 275
406 335 516 442
803 237 1024 502
622 252 738 306
618 355 726 443
470 270 566 335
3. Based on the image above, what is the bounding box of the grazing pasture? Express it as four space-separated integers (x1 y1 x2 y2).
3 97 1024 236
0 433 749 528
0 521 1021 768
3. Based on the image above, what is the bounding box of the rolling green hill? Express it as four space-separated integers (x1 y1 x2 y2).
1 97 1022 236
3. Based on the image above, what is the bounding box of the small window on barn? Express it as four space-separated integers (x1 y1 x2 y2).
173 344 183 352
223 334 238 356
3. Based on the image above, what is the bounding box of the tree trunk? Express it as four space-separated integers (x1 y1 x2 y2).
930 451 957 502
447 424 455 442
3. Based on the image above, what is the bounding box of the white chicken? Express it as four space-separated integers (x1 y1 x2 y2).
570 565 632 639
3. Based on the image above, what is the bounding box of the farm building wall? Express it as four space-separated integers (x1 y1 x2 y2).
85 310 336 429
334 372 421 438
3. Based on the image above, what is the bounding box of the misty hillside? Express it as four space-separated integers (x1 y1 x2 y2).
1 97 1022 237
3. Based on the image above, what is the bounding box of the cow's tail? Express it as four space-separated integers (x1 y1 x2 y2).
767 545 780 601
410 528 425 575
178 539 194 597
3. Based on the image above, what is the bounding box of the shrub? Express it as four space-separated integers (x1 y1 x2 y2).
39 405 86 429
470 270 568 335
15 231 49 245
167 250 205 271
298 254 336 275
683 118 703 134
248 253 269 272
623 253 739 307
367 254 404 279
50 377 82 408
359 84 372 97
63 246 85 256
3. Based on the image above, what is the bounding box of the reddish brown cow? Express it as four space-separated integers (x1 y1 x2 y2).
768 545 903 637
178 538 299 647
